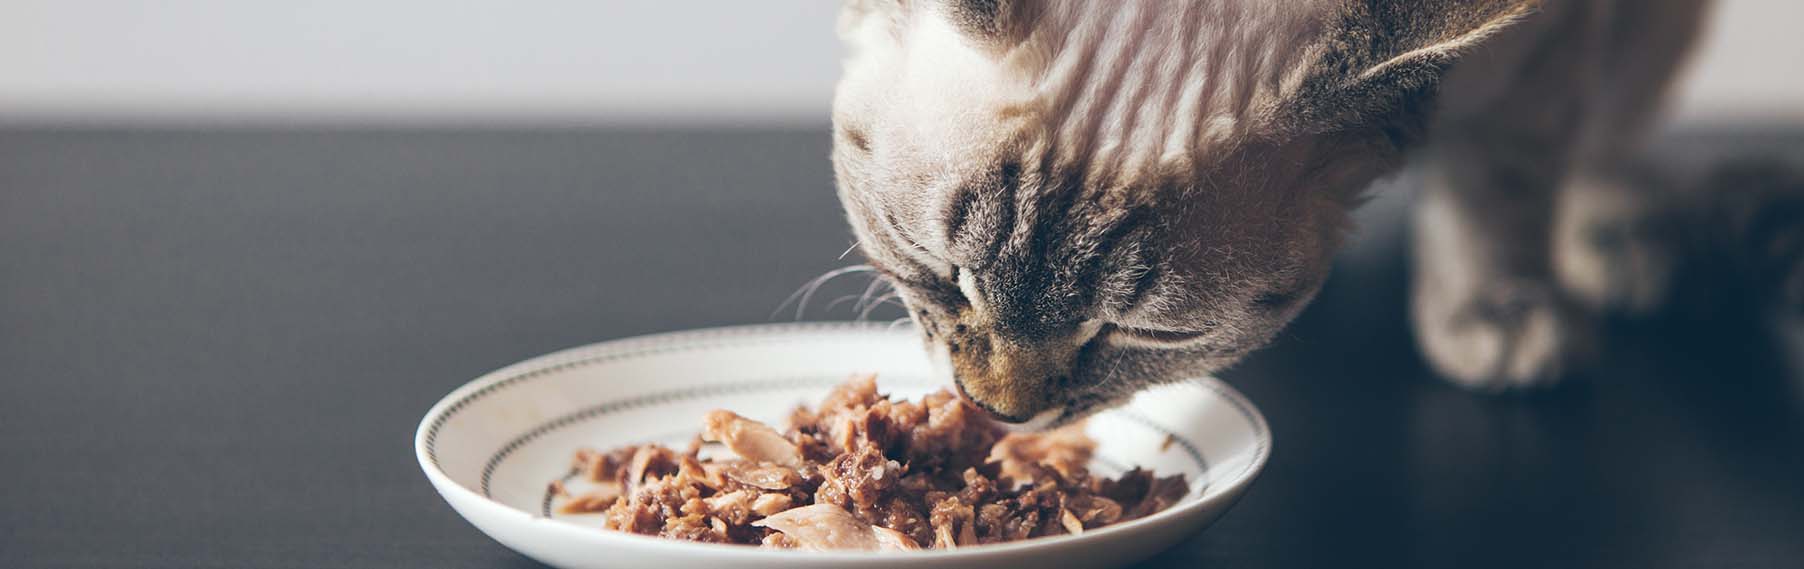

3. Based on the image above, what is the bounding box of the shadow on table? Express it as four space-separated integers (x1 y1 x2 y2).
1136 130 1804 568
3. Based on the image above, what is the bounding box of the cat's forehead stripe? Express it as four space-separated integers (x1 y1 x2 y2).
1010 0 1330 181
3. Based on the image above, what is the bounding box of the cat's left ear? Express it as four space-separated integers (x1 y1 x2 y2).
1281 0 1543 143
838 0 1037 53
939 0 1040 53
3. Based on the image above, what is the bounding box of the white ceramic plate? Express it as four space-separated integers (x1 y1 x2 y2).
415 323 1270 569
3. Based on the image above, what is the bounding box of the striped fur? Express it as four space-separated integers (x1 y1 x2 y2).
832 0 1709 423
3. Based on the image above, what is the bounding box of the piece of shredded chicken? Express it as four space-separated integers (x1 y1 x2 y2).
703 410 802 467
552 374 1188 549
752 504 921 551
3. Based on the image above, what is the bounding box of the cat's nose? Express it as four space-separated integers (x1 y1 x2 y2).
952 376 1021 422
953 377 1064 428
940 311 1089 426
946 339 1069 424
953 375 1059 424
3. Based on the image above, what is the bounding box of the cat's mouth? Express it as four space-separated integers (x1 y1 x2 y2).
1001 408 1068 433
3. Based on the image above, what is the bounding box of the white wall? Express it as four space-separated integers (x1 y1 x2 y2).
0 0 1796 126
0 1 843 125
1670 0 1804 124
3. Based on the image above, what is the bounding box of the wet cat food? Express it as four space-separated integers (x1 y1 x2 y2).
552 374 1187 550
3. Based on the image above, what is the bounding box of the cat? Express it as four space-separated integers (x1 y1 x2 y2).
829 0 1722 428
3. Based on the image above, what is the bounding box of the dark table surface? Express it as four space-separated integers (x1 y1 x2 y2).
3 127 1801 569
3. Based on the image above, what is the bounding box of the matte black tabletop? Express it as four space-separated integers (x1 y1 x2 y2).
2 127 1801 568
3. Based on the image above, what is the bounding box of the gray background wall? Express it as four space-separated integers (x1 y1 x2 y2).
0 0 1797 126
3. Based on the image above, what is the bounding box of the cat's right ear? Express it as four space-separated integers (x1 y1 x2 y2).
1280 0 1543 144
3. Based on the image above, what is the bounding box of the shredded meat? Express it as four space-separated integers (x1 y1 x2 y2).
552 374 1187 549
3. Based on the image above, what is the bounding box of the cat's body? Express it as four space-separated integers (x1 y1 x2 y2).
832 0 1718 426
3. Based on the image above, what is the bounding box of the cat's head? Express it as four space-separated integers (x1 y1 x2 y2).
832 0 1538 427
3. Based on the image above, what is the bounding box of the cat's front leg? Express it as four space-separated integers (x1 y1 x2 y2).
1412 124 1589 390
1408 3 1608 390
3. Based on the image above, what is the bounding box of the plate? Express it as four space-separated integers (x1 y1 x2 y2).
415 322 1270 569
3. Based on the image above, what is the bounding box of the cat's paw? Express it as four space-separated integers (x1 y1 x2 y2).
1412 280 1584 390
1554 175 1680 315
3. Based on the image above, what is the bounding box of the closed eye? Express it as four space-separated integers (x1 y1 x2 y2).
1252 278 1318 313
1253 289 1305 311
1104 323 1212 347
867 259 964 306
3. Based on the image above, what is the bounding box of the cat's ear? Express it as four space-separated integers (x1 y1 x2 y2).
939 0 1039 52
838 0 1037 53
1282 0 1543 143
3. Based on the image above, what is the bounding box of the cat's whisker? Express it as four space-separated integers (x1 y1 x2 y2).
822 294 867 313
837 240 861 261
852 275 891 314
887 316 916 332
857 291 903 321
771 264 874 321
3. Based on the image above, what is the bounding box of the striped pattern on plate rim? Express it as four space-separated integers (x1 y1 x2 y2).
418 323 1265 510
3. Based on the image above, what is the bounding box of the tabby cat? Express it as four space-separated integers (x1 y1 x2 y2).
830 0 1720 427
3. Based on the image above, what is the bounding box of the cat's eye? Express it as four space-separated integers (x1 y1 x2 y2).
1253 289 1304 311
1253 281 1315 312
1104 323 1211 347
941 264 979 307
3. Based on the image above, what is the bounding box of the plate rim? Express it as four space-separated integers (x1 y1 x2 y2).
413 321 1272 561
